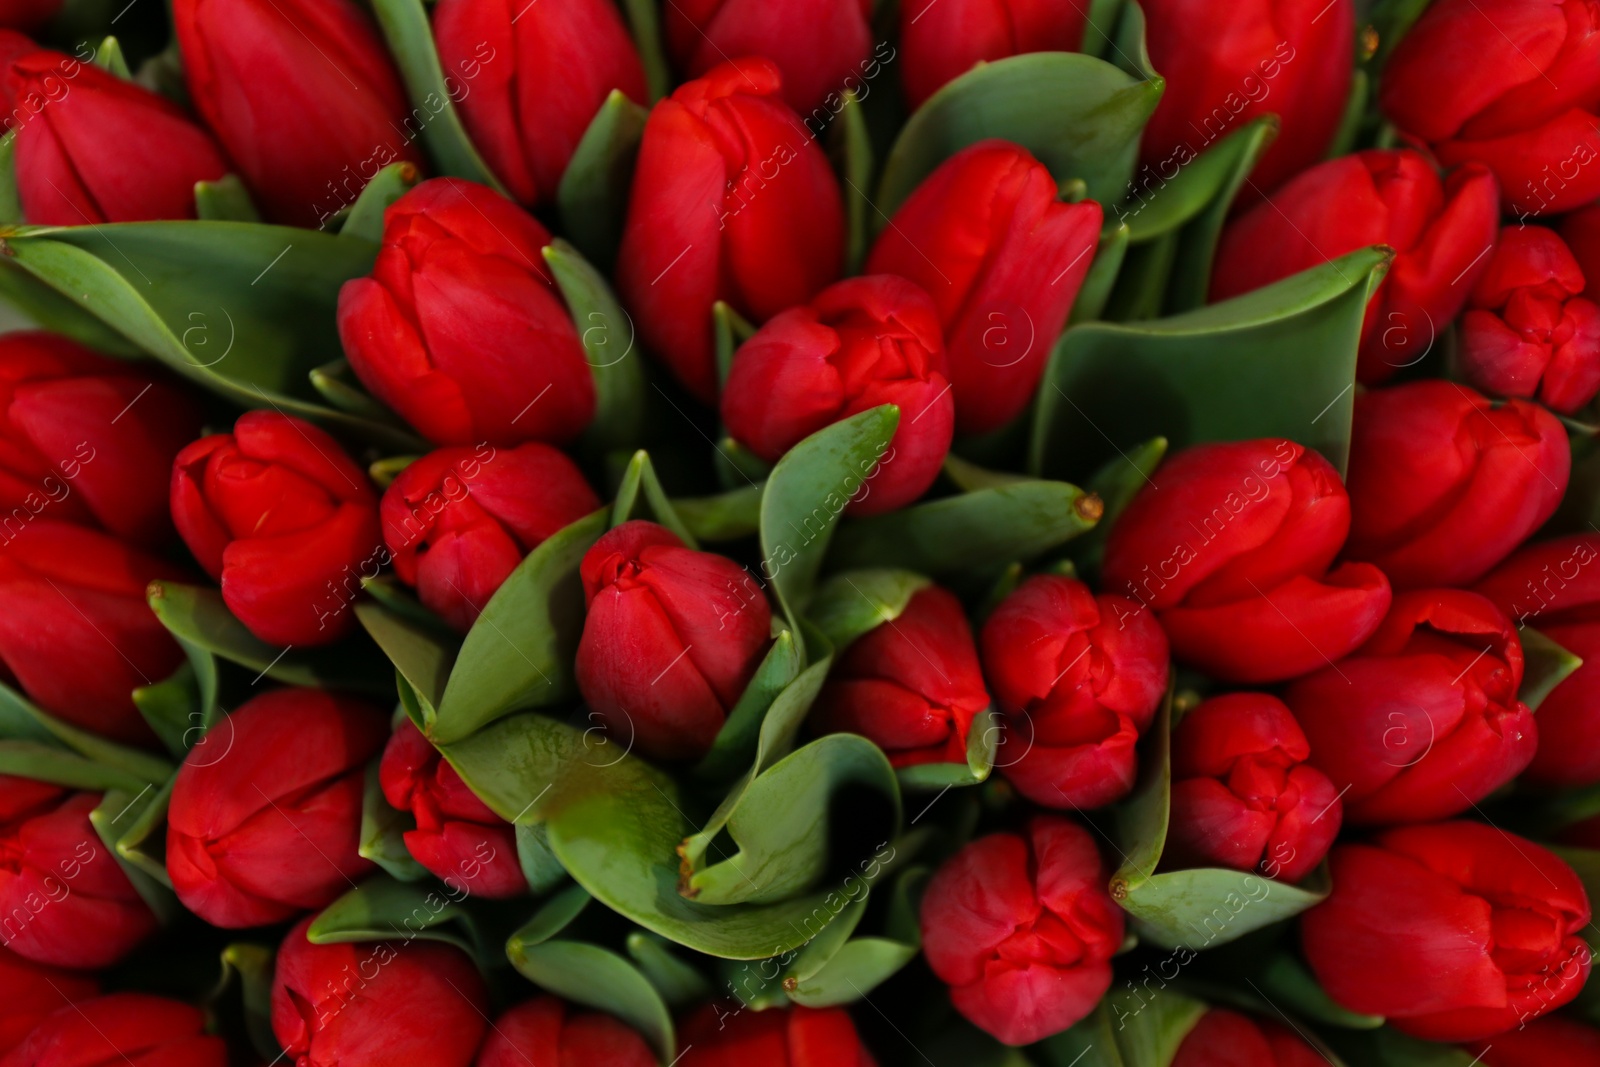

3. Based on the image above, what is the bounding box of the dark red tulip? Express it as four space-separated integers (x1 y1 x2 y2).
920 816 1122 1045
1466 1015 1600 1066
0 994 226 1067
812 585 990 768
677 1004 877 1067
0 946 96 1054
1101 438 1391 684
616 57 845 404
1171 1009 1327 1067
1345 380 1569 589
166 688 387 928
0 0 55 30
434 0 647 207
170 410 382 647
381 443 600 631
476 996 655 1067
338 178 596 447
381 718 525 899
1212 149 1500 384
576 521 771 761
901 0 1088 109
980 574 1168 810
721 275 954 516
866 140 1102 435
1302 821 1591 1041
1562 202 1600 301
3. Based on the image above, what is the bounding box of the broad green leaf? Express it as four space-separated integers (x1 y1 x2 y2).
101 775 175 890
675 485 763 542
359 576 455 639
1521 627 1583 712
0 131 18 225
0 740 150 792
787 936 916 1008
194 175 259 223
355 599 457 724
132 662 203 759
211 943 279 1061
340 162 420 242
1070 222 1131 326
626 931 713 1010
91 786 179 923
308 875 475 955
545 240 649 456
558 91 648 268
0 681 172 785
1165 117 1278 315
806 569 932 651
1106 229 1179 322
1120 115 1279 244
1102 986 1208 1067
612 449 696 545
359 759 428 882
940 454 1034 491
693 631 804 782
515 822 569 895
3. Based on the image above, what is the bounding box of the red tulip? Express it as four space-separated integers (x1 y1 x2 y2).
721 275 954 516
979 574 1168 809
812 585 990 768
677 1004 877 1067
1562 202 1600 301
0 946 96 1054
476 996 655 1067
166 688 387 928
866 140 1102 435
433 0 647 207
173 0 422 227
576 520 772 761
1380 0 1600 216
1466 1015 1600 1066
381 443 600 631
1170 1009 1327 1067
380 718 524 899
271 915 488 1067
0 521 184 743
616 57 845 404
0 0 55 30
1302 821 1591 1041
170 410 382 647
1101 438 1391 684
0 777 156 969
1345 381 1569 589
1212 149 1500 384
920 816 1123 1045
901 0 1088 109
0 994 226 1067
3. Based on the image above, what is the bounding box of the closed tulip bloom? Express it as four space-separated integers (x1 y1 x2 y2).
476 996 656 1067
173 0 422 227
616 58 845 403
1212 149 1500 384
1466 1015 1600 1066
272 916 488 1067
166 689 387 928
677 1004 877 1067
1302 821 1591 1041
901 0 1088 109
721 275 953 515
0 994 226 1067
382 443 600 631
1562 202 1600 300
0 777 156 969
1165 694 1339 882
0 947 96 1054
434 0 647 207
1345 381 1570 589
812 585 990 768
980 574 1168 809
1101 438 1391 684
866 140 1102 435
1171 1009 1327 1067
1286 590 1535 825
576 521 771 761
381 718 525 899
170 411 382 647
920 817 1123 1045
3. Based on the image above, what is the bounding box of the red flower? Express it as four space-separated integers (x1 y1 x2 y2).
0 994 225 1067
1170 1008 1328 1067
677 1004 877 1067
1563 201 1600 300
475 996 656 1067
1466 1015 1600 1066
0 946 96 1054
900 0 1088 108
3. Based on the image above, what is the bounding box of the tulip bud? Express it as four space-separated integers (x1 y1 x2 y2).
1100 438 1391 684
1166 694 1339 882
1302 821 1591 1041
0 946 96 1054
271 915 488 1067
1212 149 1500 384
380 718 525 899
0 331 202 549
381 443 601 631
170 410 382 647
0 777 156 969
866 140 1102 435
920 816 1122 1045
677 1003 876 1066
433 0 648 207
979 574 1168 809
1 994 226 1066
1345 381 1570 589
0 521 185 743
173 0 423 227
1171 1009 1327 1067
721 275 954 515
1379 0 1600 216
476 995 656 1067
901 0 1088 109
812 585 990 767
338 178 596 447
1562 202 1600 301
166 688 387 928
1466 1015 1600 1066
616 57 845 404
576 521 771 761
8 51 227 226
0 0 55 30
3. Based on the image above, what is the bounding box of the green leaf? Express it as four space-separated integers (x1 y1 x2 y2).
1520 627 1583 712
92 36 131 78
693 630 804 782
359 759 428 882
1324 1028 1483 1067
1105 986 1208 1067
340 162 420 243
1255 952 1385 1030
1120 115 1279 244
0 740 150 792
558 92 648 269
102 775 175 890
0 681 173 786
132 662 203 759
714 300 759 395
308 358 393 419
612 450 696 545
515 822 569 895
1106 229 1180 322
1165 117 1279 315
619 0 672 102
1068 436 1168 572
545 240 650 457
368 455 417 488
895 707 1000 792
193 175 260 223
1327 69 1369 161
1039 1000 1129 1067
832 89 875 273
308 875 475 954
626 931 713 1010
91 786 179 923
0 130 19 225
1070 222 1131 326
210 943 279 1062
806 569 932 651
674 485 764 542
360 576 455 639
355 599 458 724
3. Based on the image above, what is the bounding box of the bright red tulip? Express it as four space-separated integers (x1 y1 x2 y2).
0 946 96 1054
476 996 656 1067
1212 149 1500 384
0 0 55 30
1302 821 1591 1041
980 574 1168 809
866 140 1102 435
1101 438 1391 684
677 1004 877 1067
1562 202 1600 300
170 410 382 647
616 57 845 404
0 994 226 1067
1466 1015 1600 1066
901 0 1088 108
1171 1009 1327 1067
721 275 953 516
382 443 600 631
920 816 1123 1045
1345 380 1569 589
